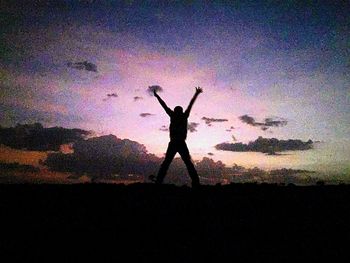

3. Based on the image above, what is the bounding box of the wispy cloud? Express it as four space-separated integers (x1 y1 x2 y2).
107 93 118 98
226 126 235 132
202 117 228 126
239 115 287 131
140 113 154 117
188 122 199 132
133 96 143 102
159 125 169 132
67 61 98 72
103 93 118 101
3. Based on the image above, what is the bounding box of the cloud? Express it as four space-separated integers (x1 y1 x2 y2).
225 126 235 132
239 115 255 125
159 125 169 132
0 123 90 151
201 117 228 126
147 85 163 95
107 93 118 98
164 157 227 185
215 136 313 154
44 134 161 181
133 96 143 101
195 157 226 178
188 122 199 133
12 127 315 185
239 115 287 131
0 162 39 173
140 113 154 117
103 93 118 101
264 117 288 127
67 61 98 72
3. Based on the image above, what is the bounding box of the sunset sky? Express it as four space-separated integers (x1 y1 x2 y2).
1 1 349 179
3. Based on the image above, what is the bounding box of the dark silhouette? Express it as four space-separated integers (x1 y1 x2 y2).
2 183 350 261
153 87 203 187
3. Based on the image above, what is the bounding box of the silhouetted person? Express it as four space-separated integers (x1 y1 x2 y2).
153 87 203 187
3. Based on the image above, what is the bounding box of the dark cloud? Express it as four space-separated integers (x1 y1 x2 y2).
239 115 255 125
0 162 42 183
269 168 315 176
165 157 317 185
239 115 287 131
44 134 161 181
202 117 228 126
264 117 288 127
67 61 98 72
164 157 227 185
159 125 169 132
103 93 118 101
30 130 316 185
147 85 163 95
140 113 154 117
207 152 214 156
229 167 317 185
107 93 118 98
195 157 226 178
133 96 143 101
0 162 39 173
215 136 313 154
188 122 199 133
0 123 90 151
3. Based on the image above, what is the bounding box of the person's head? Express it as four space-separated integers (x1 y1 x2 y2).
174 106 183 114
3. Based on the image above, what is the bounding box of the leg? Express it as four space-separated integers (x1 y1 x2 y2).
178 141 200 187
156 141 177 184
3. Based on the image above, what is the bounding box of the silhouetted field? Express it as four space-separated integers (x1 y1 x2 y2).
1 183 350 261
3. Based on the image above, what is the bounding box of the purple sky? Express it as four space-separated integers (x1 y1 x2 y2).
1 1 349 174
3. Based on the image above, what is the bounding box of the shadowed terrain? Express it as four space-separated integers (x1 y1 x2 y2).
1 183 349 261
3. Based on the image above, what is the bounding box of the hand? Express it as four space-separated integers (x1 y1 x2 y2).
195 87 203 94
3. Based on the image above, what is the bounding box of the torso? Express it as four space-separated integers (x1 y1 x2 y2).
169 113 188 141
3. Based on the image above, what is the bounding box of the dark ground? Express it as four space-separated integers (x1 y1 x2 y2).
1 183 350 261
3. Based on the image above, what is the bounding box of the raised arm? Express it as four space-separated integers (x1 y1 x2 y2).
184 87 203 117
154 90 173 116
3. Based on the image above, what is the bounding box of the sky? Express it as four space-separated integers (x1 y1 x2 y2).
1 0 349 179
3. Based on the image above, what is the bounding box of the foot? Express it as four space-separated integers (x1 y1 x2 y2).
148 175 156 182
149 175 163 184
